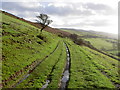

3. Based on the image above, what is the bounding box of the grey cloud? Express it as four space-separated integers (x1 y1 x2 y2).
3 2 42 12
41 3 94 16
85 3 111 10
2 2 41 18
1 2 115 28
40 2 115 16
84 3 114 15
2 2 114 18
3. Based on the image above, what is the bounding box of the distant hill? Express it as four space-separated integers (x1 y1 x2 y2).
59 28 119 57
59 28 118 40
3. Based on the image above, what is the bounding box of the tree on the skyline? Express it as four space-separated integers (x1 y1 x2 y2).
36 14 53 33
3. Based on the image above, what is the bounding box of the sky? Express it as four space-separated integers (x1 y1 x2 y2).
1 0 119 34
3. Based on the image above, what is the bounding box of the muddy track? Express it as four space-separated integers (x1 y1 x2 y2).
41 45 63 89
11 41 60 88
59 42 71 89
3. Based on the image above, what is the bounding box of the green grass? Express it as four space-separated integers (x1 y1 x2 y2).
16 41 66 88
1 12 62 87
62 29 101 37
62 29 118 57
65 39 119 88
47 42 66 88
2 11 119 89
84 38 113 50
84 38 118 56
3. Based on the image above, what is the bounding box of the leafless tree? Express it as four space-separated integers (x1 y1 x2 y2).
36 14 53 32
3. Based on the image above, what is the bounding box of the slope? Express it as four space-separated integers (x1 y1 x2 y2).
66 39 120 88
1 11 64 87
1 11 120 89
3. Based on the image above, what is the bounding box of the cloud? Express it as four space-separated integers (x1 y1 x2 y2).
85 3 111 10
84 3 115 15
39 2 115 16
2 2 42 20
2 2 115 17
2 2 40 12
1 1 118 34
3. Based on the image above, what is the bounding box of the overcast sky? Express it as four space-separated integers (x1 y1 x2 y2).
1 0 119 34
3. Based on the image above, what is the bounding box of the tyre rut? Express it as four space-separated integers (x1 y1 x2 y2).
11 41 60 88
41 45 63 89
59 42 71 89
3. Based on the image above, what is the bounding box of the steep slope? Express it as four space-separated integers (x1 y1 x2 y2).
1 10 70 38
1 11 64 87
1 11 120 89
66 39 119 88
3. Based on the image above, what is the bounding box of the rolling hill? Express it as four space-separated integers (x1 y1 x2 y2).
59 28 118 39
1 10 120 89
60 28 119 57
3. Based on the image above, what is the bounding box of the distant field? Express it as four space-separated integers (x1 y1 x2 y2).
84 38 118 56
84 38 113 50
62 29 102 37
61 29 118 57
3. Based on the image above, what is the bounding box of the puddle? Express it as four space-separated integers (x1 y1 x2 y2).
60 43 71 89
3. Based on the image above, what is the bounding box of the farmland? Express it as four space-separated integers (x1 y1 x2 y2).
61 29 119 57
1 11 120 89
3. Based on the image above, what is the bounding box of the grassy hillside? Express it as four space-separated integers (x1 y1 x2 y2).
84 38 118 57
1 11 120 89
1 12 62 87
61 29 119 57
66 39 119 88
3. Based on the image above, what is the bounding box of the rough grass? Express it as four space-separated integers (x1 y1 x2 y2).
1 12 62 87
65 39 119 89
84 38 118 56
2 11 119 89
47 42 66 88
16 41 66 88
84 38 113 50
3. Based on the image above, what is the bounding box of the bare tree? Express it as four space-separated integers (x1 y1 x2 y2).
36 14 53 32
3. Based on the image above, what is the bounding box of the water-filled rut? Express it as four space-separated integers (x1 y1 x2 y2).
41 49 63 89
12 41 60 88
59 42 71 89
41 42 71 89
